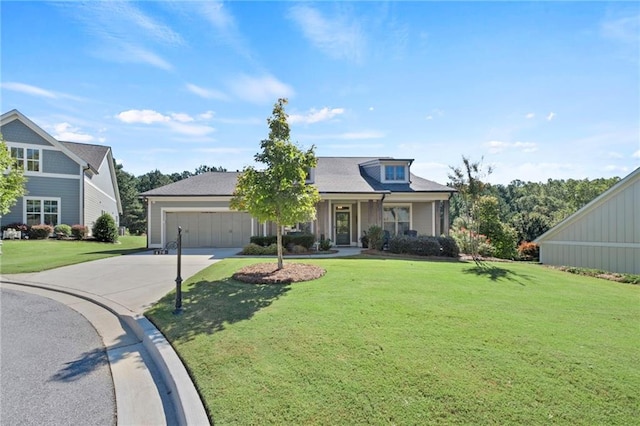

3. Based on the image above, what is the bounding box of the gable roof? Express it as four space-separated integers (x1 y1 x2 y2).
140 157 455 197
535 166 640 243
1 109 88 167
60 141 110 174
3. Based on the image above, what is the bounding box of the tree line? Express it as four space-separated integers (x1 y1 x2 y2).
448 156 620 259
115 163 226 235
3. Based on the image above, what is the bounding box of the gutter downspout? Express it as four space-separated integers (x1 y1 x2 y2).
81 165 90 227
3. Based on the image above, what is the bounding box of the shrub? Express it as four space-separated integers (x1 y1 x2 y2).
92 213 118 243
413 236 441 256
250 233 315 249
241 243 266 255
30 224 53 239
438 236 460 258
290 244 308 254
319 238 332 251
54 224 72 237
367 225 385 250
263 243 279 255
450 226 495 257
1 222 29 233
517 241 540 261
388 235 412 254
71 224 88 240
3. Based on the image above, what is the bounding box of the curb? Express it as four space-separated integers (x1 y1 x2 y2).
0 279 210 426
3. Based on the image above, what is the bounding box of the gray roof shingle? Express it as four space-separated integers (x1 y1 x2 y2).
140 157 455 197
60 141 110 173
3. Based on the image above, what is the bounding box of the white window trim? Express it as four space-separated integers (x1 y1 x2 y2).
23 196 61 226
380 164 409 183
383 203 413 236
8 144 42 175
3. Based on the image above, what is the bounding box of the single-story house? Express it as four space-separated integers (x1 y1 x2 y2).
535 167 639 274
1 109 122 232
141 157 456 248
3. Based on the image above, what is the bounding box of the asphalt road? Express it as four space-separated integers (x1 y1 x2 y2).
0 288 115 425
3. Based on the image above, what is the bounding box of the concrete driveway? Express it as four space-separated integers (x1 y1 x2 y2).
4 248 239 313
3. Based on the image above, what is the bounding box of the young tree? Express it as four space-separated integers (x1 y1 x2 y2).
0 137 27 216
448 156 493 260
231 98 320 269
114 161 146 235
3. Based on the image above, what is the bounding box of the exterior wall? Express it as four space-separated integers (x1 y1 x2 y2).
43 150 80 175
538 171 639 274
361 163 381 181
2 176 81 225
84 157 120 229
412 202 435 235
539 244 639 275
1 120 53 146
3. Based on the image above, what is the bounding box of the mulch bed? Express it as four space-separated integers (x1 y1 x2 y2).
233 262 326 284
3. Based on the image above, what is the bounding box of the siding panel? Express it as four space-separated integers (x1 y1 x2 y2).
1 120 53 146
43 150 79 175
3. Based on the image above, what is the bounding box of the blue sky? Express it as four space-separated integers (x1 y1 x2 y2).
1 1 638 185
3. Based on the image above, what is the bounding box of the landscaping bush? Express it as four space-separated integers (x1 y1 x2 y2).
250 233 315 249
54 224 72 238
1 222 29 233
450 226 495 257
413 236 441 256
319 238 332 251
263 243 279 255
29 225 53 239
241 243 267 255
290 244 308 254
92 213 118 243
367 225 385 250
388 235 413 254
517 241 540 261
438 235 460 258
71 224 89 240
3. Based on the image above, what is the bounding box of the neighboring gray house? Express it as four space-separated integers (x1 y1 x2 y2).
1 109 122 232
535 167 639 274
141 157 455 249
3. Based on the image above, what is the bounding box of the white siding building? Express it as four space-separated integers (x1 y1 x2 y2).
535 167 640 274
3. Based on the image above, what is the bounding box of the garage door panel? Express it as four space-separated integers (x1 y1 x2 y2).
165 211 251 248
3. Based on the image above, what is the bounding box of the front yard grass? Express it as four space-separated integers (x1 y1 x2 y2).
0 236 147 273
146 258 640 425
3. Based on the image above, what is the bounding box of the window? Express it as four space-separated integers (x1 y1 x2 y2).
10 147 40 172
384 165 406 181
383 206 410 236
25 198 59 226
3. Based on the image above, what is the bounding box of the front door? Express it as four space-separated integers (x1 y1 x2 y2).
335 211 350 245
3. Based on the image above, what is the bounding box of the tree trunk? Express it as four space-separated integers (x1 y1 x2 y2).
276 224 284 270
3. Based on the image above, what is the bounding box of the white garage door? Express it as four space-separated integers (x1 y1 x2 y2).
165 212 252 248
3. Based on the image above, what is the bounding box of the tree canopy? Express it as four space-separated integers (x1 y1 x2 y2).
230 98 320 269
0 137 27 216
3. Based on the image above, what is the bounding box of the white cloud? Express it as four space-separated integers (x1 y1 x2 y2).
369 107 374 111
116 109 170 124
302 131 385 140
57 1 180 71
289 107 345 124
426 115 433 120
546 112 556 121
186 83 228 100
608 151 623 159
52 122 94 143
604 164 629 173
486 140 538 154
1 82 57 98
288 4 365 63
228 74 294 104
601 14 640 44
198 111 215 120
170 113 194 123
632 150 640 158
116 109 215 137
525 112 535 119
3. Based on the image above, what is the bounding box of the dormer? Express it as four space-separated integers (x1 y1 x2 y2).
305 167 315 184
359 158 413 184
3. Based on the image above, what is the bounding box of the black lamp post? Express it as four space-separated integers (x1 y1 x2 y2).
173 226 183 315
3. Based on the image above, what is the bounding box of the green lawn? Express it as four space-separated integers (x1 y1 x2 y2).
0 236 147 273
146 258 640 425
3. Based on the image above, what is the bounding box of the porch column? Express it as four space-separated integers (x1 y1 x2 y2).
443 200 450 235
328 199 332 242
357 201 362 247
432 202 436 236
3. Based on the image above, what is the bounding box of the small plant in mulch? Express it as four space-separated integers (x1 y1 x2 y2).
233 263 326 284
